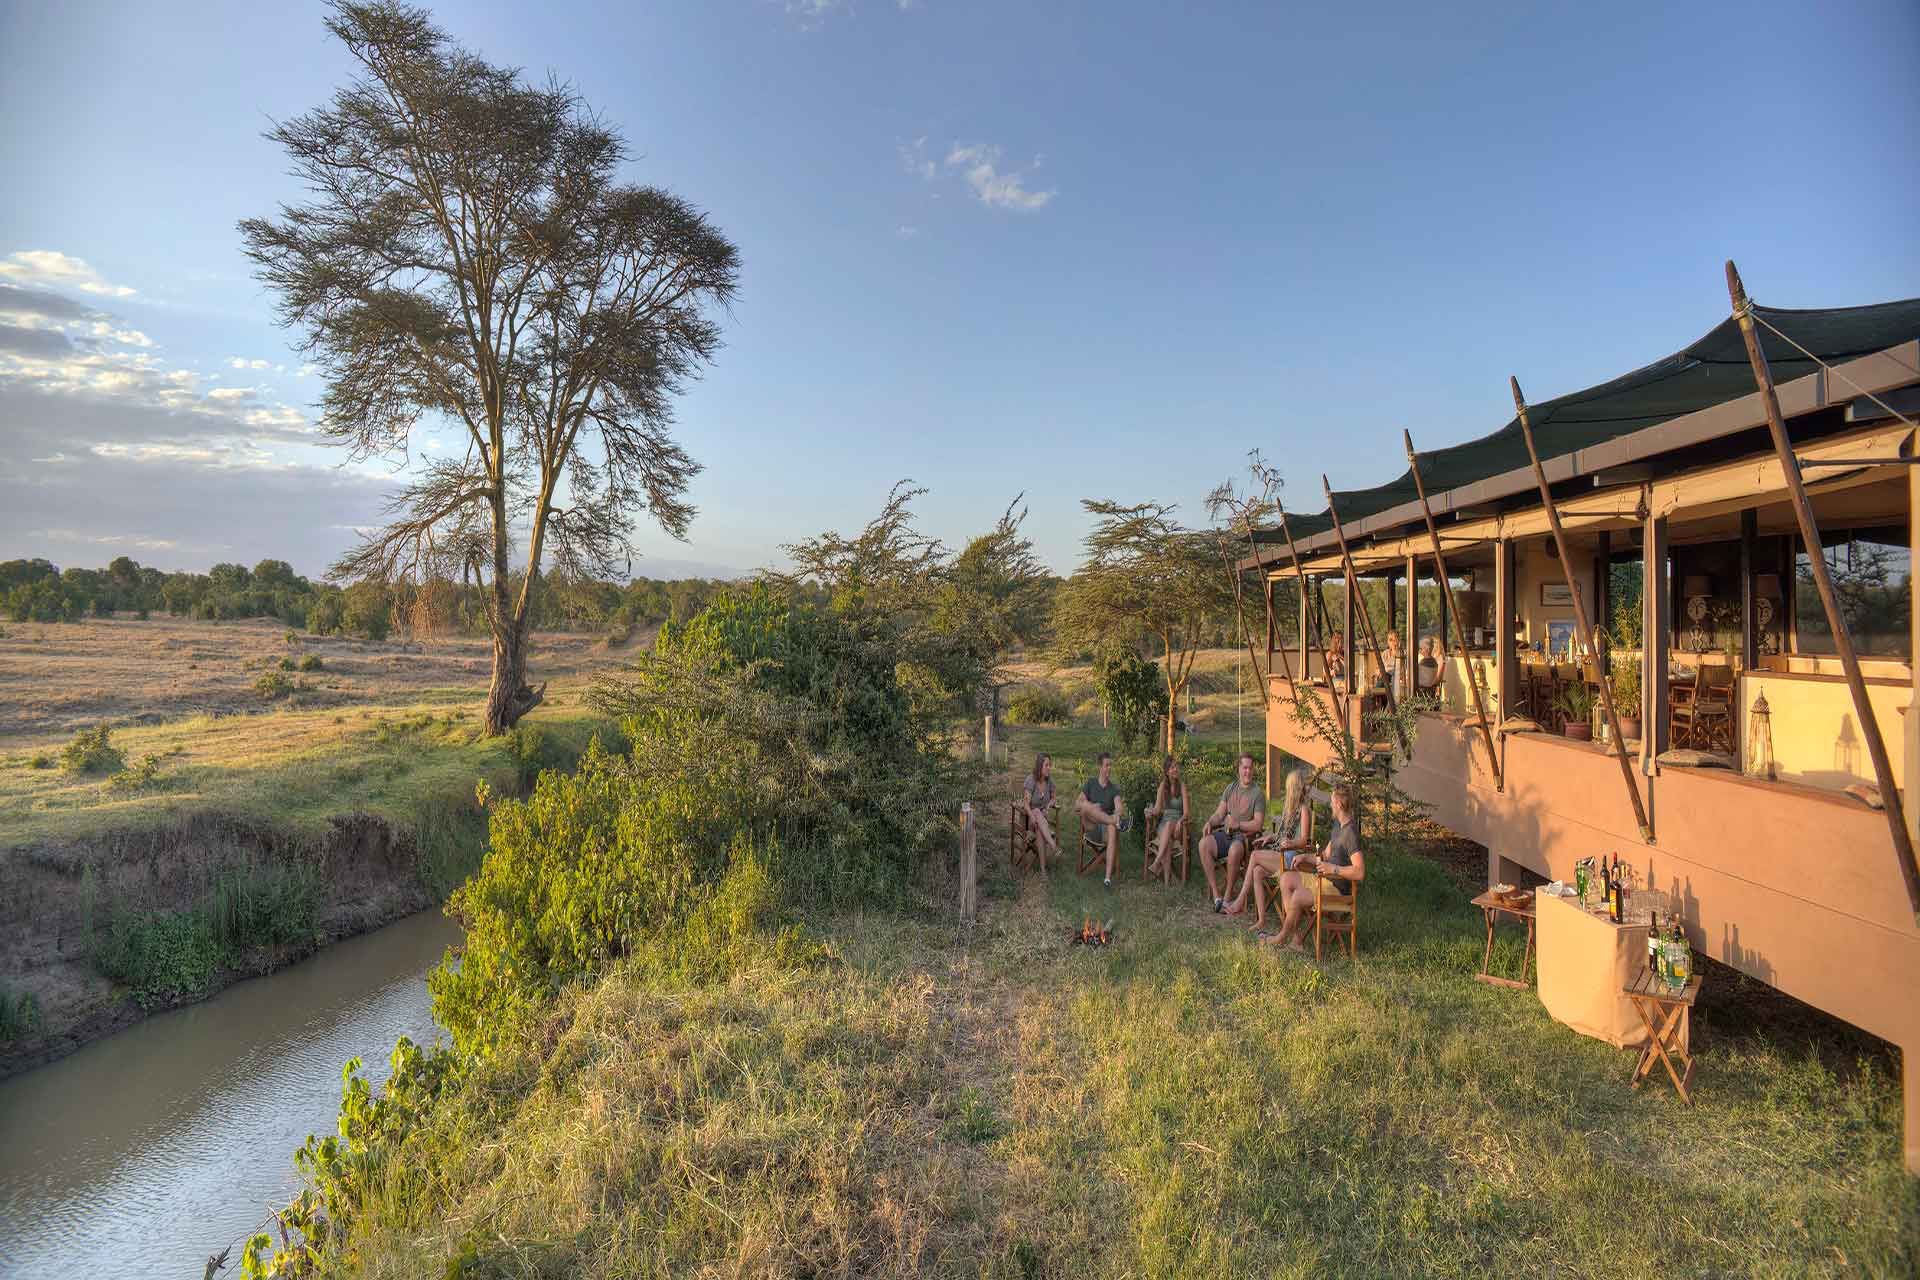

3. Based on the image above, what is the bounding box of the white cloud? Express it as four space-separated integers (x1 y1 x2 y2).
899 136 937 181
208 385 257 401
0 250 136 298
896 224 920 239
228 356 271 370
295 363 319 378
945 143 1055 211
90 320 154 348
37 528 181 551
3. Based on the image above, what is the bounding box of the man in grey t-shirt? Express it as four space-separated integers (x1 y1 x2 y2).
1075 752 1129 887
1265 782 1366 953
1200 752 1265 910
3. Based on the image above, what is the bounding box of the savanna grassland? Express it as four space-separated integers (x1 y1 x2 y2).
312 727 1920 1279
0 614 636 1072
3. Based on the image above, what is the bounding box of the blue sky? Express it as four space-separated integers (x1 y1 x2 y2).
2 0 1917 579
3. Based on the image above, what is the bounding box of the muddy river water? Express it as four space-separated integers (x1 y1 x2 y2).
0 909 461 1278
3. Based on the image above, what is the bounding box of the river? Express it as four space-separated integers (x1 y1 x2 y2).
0 909 461 1278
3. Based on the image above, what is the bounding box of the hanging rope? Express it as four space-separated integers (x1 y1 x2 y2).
1736 302 1920 433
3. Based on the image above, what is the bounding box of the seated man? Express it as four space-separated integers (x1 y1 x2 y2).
1262 782 1366 952
1075 751 1130 888
1223 767 1314 926
1200 751 1266 912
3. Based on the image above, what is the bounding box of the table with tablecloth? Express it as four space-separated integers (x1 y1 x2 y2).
1534 888 1649 1050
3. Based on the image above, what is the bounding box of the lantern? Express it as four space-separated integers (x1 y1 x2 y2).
1745 690 1776 781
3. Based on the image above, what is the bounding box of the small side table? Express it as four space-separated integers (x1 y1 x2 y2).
1625 969 1703 1102
1469 889 1535 989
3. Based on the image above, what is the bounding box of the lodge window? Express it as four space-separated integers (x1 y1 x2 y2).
1792 526 1911 658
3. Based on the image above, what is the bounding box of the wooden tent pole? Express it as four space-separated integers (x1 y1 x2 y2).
1403 431 1503 788
1512 379 1653 842
1728 260 1920 920
1275 505 1351 742
1323 474 1410 756
1222 525 1300 707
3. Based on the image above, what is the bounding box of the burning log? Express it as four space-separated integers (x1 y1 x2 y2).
1069 915 1116 947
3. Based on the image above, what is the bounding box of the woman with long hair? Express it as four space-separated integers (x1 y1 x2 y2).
1223 767 1314 925
1144 754 1189 883
1023 753 1060 871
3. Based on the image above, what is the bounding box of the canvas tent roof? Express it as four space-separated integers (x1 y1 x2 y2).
1262 297 1920 557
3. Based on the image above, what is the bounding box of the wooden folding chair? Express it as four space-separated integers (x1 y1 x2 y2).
1009 786 1037 872
1142 811 1190 883
1309 874 1359 962
1076 805 1118 876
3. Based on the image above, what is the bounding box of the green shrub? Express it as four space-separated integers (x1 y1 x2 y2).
0 986 40 1044
109 752 164 790
206 862 320 950
28 753 53 769
285 629 300 648
255 670 295 699
502 723 568 790
278 655 297 671
60 723 123 774
1095 651 1164 749
93 907 224 1008
298 653 324 672
1006 682 1071 725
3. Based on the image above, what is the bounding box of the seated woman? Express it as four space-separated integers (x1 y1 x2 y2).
1223 768 1314 925
1415 636 1442 691
1260 782 1366 952
1324 631 1347 684
1144 755 1190 883
1022 753 1060 872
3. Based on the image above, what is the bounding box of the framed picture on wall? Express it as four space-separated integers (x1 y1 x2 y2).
1547 619 1577 655
1540 582 1574 607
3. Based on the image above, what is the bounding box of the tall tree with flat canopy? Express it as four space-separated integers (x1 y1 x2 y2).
241 1 740 732
1054 499 1232 753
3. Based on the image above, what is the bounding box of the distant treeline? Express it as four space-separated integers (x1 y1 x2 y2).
0 555 745 641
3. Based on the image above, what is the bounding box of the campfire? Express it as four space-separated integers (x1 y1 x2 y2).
1069 915 1115 947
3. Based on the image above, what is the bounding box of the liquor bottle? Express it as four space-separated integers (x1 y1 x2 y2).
1647 909 1661 978
1608 857 1621 923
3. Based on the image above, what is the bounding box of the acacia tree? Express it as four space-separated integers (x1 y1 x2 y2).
241 1 740 733
1053 499 1232 753
775 483 1049 726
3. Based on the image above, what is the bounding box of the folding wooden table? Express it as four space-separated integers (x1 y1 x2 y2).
1625 969 1703 1103
1469 888 1535 988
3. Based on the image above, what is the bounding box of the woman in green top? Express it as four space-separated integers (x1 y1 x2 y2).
1144 755 1189 883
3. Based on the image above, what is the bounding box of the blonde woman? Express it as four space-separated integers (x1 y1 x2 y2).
1144 755 1190 883
1224 768 1314 926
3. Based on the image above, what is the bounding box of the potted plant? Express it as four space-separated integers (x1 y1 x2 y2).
1609 657 1641 741
1556 682 1596 741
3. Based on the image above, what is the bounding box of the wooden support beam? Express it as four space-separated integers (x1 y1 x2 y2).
1740 509 1758 671
1276 507 1350 740
1644 515 1671 763
1495 538 1515 720
1728 259 1920 921
1404 430 1502 789
1324 475 1409 754
1513 378 1652 842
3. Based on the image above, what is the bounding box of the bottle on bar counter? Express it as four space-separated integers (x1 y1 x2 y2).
1648 909 1661 980
1607 856 1622 923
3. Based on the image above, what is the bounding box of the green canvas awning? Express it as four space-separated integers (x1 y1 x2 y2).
1258 297 1920 564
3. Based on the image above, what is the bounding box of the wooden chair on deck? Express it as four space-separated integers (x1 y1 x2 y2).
1691 665 1737 754
1668 667 1701 748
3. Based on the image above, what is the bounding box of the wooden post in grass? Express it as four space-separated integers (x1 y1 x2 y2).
1512 379 1651 843
1403 431 1503 789
959 802 978 925
1727 259 1920 920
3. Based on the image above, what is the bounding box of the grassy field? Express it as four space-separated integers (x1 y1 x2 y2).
333 724 1918 1279
0 615 638 1069
0 615 635 850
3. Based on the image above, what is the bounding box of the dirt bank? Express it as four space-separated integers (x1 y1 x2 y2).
0 810 454 1078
